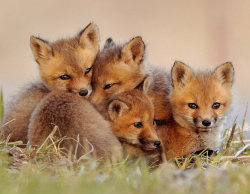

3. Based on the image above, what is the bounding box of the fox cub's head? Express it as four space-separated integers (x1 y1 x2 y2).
30 23 100 97
89 37 146 104
106 77 161 151
171 61 234 132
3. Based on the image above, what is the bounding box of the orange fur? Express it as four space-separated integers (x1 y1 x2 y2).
97 77 164 164
89 37 146 104
158 61 234 159
90 37 171 123
2 23 100 143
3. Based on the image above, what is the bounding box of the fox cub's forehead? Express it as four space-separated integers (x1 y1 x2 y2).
94 46 122 67
186 75 230 102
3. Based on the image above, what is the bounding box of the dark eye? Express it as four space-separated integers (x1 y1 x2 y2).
60 74 71 80
212 102 220 109
188 103 198 109
85 67 92 74
104 83 114 90
153 120 156 125
133 122 143 128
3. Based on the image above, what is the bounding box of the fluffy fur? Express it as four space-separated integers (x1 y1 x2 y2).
89 37 146 104
2 23 100 143
28 90 123 163
90 37 172 123
158 61 234 159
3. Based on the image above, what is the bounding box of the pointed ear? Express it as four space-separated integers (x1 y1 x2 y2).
213 62 234 87
108 100 129 121
171 61 193 87
121 36 145 65
79 23 99 51
30 36 53 65
136 76 151 94
104 37 115 49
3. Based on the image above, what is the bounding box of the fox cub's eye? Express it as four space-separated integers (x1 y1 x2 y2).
104 83 114 90
133 122 143 128
212 102 220 109
60 74 71 80
188 103 198 109
85 67 92 74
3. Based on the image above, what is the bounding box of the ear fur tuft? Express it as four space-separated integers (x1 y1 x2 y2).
108 100 129 121
213 62 234 87
171 61 193 87
79 23 100 51
30 36 53 65
121 36 145 65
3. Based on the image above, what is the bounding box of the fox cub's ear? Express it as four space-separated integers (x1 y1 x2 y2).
171 61 193 87
213 62 234 87
30 36 53 65
79 23 100 51
104 37 115 49
122 36 145 65
136 76 151 94
108 100 129 121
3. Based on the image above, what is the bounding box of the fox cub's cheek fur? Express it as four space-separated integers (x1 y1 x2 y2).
30 23 100 97
107 77 161 151
171 61 234 131
89 37 146 104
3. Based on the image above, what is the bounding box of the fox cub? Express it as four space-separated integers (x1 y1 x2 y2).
97 76 162 162
89 36 146 104
2 23 99 143
158 61 234 159
90 37 171 125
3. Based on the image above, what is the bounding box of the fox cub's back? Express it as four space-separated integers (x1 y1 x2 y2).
28 90 123 163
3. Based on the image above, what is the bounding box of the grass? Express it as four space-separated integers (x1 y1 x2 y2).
0 89 250 194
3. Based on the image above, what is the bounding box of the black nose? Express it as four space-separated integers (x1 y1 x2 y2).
79 89 88 96
139 138 145 144
154 140 161 147
202 119 211 127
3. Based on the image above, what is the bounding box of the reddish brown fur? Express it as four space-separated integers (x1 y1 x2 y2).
90 37 172 123
2 23 100 143
2 83 49 143
97 79 164 163
28 90 122 163
148 67 172 122
89 37 146 104
158 61 234 159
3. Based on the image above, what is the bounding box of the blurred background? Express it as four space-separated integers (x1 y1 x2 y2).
0 0 250 130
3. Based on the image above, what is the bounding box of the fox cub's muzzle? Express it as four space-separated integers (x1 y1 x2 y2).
139 138 161 151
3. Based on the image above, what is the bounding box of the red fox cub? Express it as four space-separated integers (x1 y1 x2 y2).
89 37 146 104
158 61 234 159
97 76 162 162
2 23 100 143
90 37 171 124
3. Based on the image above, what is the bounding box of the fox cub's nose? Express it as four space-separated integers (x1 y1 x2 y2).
154 140 161 147
79 89 88 96
139 138 161 148
202 119 211 127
